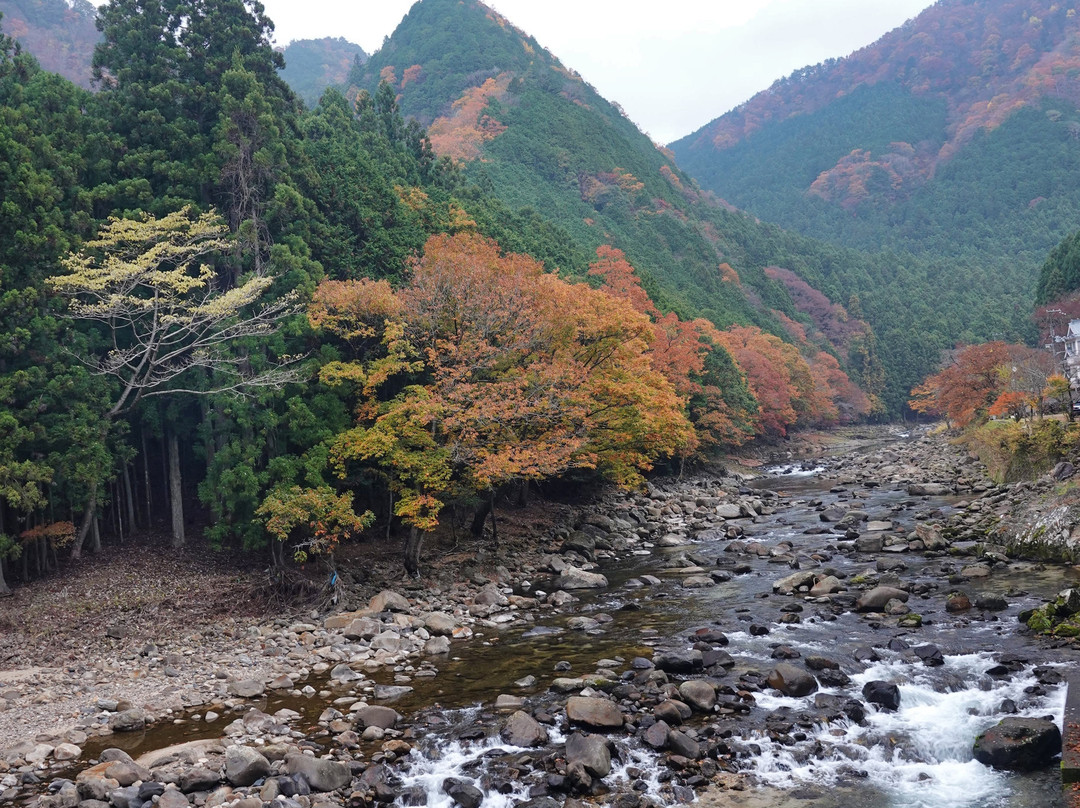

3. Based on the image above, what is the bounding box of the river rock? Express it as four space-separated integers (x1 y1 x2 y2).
562 531 596 560
767 663 818 697
285 754 351 792
652 649 703 674
668 729 701 759
773 570 816 595
423 612 456 636
424 635 451 655
862 680 901 711
565 732 611 778
554 567 609 590
53 742 81 761
353 705 401 729
225 746 271 787
908 483 950 496
566 696 624 729
369 590 411 613
178 767 220 793
716 504 743 519
343 617 381 640
913 644 945 666
678 680 717 712
157 788 190 808
855 586 909 612
228 679 265 699
502 711 549 747
976 595 1008 611
330 663 362 682
973 717 1061 771
809 575 843 596
946 591 972 612
643 720 670 749
856 535 883 553
960 564 992 579
108 708 147 732
443 779 484 808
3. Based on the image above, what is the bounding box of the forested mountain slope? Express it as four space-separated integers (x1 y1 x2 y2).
0 0 98 86
348 0 1031 414
671 0 1080 271
281 37 367 107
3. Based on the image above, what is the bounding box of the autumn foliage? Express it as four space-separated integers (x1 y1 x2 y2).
909 342 1055 427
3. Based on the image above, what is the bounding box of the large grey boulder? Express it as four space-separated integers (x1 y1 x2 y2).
862 680 901 711
855 586 909 612
108 708 147 732
225 746 271 787
773 570 816 595
565 696 623 730
973 718 1061 771
767 663 818 697
678 680 716 712
369 590 410 613
353 705 401 729
285 754 351 792
502 711 549 747
554 567 609 590
564 732 611 778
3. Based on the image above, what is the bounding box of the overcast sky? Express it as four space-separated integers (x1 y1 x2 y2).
265 1 937 144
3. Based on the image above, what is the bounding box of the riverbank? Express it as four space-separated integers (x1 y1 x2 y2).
3 424 1076 808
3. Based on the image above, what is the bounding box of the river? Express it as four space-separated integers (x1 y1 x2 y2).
60 433 1076 808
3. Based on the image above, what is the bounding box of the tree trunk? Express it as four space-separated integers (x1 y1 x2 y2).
471 497 492 537
488 488 498 549
142 428 153 527
168 430 185 548
70 484 98 560
0 557 10 596
404 526 424 578
91 515 101 554
123 462 137 532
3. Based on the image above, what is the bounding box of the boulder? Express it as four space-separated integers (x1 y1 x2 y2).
227 679 265 699
369 590 411 612
443 779 484 808
225 746 271 787
566 696 623 730
855 586 909 612
353 705 401 729
809 575 843 596
554 567 609 590
973 717 1061 771
773 570 816 595
502 711 549 747
177 767 220 793
423 612 456 636
908 483 950 496
862 680 901 711
108 708 147 732
767 663 818 697
642 720 670 749
678 680 717 712
285 754 351 792
564 732 611 778
652 649 703 674
667 729 700 759
342 617 381 641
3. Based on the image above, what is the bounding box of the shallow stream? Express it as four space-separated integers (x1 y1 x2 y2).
73 445 1077 808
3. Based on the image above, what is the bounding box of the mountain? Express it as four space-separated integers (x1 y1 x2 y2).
280 36 367 106
670 0 1080 270
347 0 1034 413
347 2 856 345
0 0 99 87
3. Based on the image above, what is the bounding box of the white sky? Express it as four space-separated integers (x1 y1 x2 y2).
101 0 939 144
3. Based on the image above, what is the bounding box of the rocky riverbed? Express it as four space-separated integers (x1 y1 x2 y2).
3 425 1077 808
